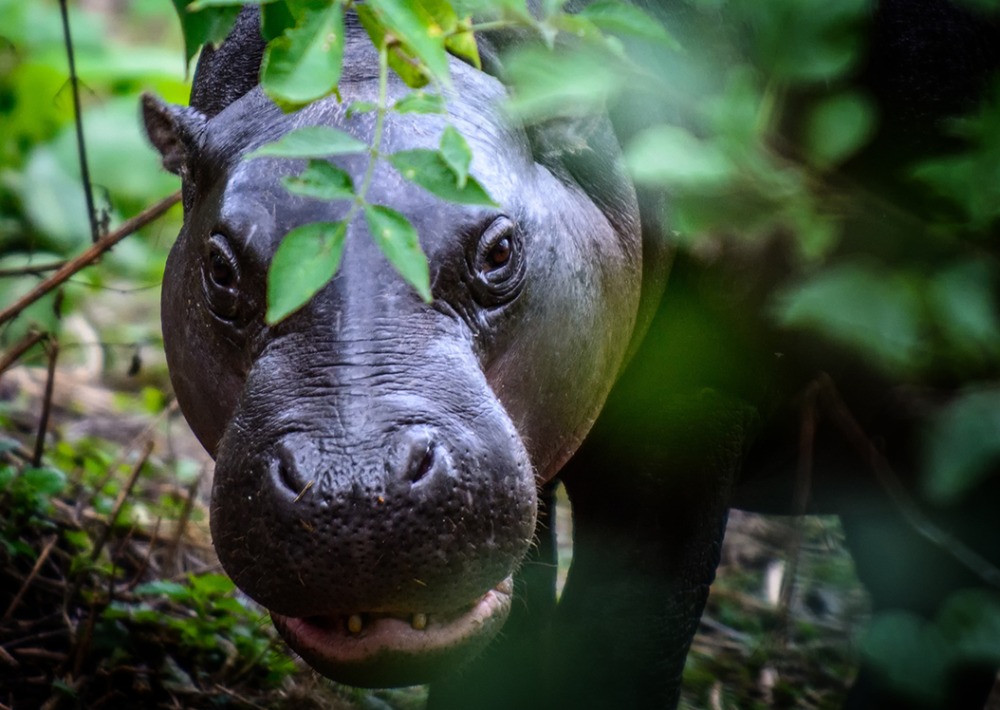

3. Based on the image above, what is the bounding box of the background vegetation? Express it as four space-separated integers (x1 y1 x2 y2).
1 0 999 707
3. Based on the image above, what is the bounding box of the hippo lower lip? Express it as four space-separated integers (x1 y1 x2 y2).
270 577 514 687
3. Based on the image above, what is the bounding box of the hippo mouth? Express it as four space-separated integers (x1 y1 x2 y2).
270 577 514 687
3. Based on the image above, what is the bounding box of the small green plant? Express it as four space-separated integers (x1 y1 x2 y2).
0 424 300 707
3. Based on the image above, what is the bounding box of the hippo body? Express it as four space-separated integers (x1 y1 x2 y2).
144 3 1000 708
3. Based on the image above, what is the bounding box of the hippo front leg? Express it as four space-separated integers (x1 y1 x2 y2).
543 358 755 708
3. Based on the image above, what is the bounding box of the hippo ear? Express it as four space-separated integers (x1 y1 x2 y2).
141 93 206 176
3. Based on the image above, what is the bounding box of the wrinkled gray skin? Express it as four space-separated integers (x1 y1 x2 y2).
144 15 642 688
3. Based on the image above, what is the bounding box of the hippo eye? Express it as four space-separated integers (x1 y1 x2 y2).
483 237 512 271
471 217 524 306
202 233 241 321
209 249 235 288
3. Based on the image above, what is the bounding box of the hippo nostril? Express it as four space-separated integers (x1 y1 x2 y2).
409 445 435 484
390 429 445 487
274 443 304 497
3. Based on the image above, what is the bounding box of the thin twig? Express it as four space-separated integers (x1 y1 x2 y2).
0 261 67 278
0 191 181 327
32 338 59 467
84 400 176 511
2 535 59 623
0 645 18 668
0 329 48 377
89 440 154 565
128 516 162 588
817 373 1000 588
165 471 204 577
59 0 99 244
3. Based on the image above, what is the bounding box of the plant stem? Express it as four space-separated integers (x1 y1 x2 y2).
352 40 390 216
59 0 100 244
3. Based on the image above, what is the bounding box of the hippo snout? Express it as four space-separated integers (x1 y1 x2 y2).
208 384 538 685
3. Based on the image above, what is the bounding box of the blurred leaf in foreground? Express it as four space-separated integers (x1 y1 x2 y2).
771 261 924 373
922 388 1000 504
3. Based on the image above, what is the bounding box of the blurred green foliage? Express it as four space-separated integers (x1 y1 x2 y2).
0 0 186 346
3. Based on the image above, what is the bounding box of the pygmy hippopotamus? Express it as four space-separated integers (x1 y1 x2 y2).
143 6 646 694
144 3 1000 709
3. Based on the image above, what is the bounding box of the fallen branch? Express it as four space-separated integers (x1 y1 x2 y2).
2 535 59 624
0 330 48 377
89 439 155 565
32 339 59 467
0 191 181 328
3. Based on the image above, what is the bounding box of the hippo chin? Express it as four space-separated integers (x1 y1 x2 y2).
143 13 641 688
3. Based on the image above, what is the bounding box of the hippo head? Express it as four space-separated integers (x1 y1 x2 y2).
143 34 642 687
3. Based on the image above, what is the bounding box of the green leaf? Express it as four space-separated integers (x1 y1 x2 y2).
347 101 378 117
576 1 680 47
439 126 471 187
266 221 347 324
282 160 355 201
63 530 91 551
861 611 949 707
170 0 240 66
261 0 296 41
393 91 445 114
805 93 875 168
389 149 497 206
356 4 428 88
188 0 277 9
504 45 622 121
937 589 1000 663
135 580 190 598
22 467 67 496
626 125 735 188
922 388 1000 504
190 572 236 595
771 262 924 372
366 0 453 87
743 0 868 84
246 126 367 160
261 4 344 109
363 205 431 301
446 27 481 69
927 260 1000 359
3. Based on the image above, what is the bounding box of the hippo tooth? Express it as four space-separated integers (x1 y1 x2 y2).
411 613 428 630
347 614 363 634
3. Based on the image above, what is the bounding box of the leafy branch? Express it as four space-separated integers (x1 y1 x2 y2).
169 0 667 324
